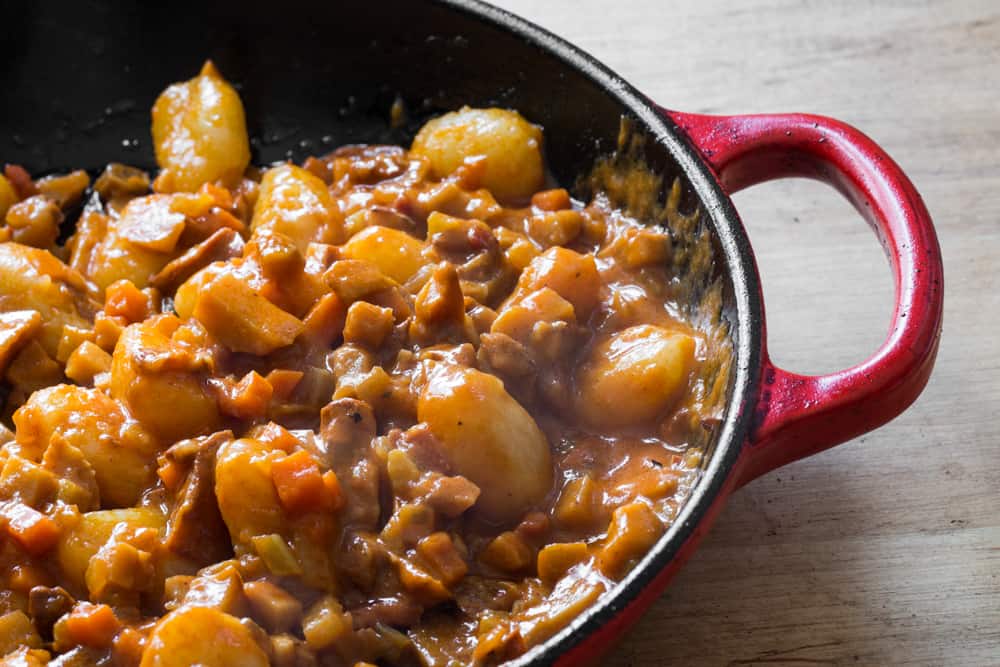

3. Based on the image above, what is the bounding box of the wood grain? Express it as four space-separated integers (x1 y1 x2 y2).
492 1 1000 665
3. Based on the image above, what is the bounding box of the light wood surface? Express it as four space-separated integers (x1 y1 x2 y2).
493 1 1000 665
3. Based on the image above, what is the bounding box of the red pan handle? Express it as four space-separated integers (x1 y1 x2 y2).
663 110 944 485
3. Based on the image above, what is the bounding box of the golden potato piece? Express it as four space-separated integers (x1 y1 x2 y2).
56 507 165 594
575 324 695 428
152 61 251 192
508 247 601 321
418 364 552 523
13 385 158 507
411 107 544 203
85 195 184 291
0 243 94 358
0 310 42 376
214 438 285 547
341 225 427 283
251 164 345 251
111 318 220 442
0 173 18 220
140 606 268 667
192 272 303 355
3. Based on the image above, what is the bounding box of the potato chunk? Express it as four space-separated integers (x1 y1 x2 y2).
417 364 552 523
341 225 427 283
56 507 165 594
214 438 285 547
140 606 268 667
152 61 251 192
411 107 544 203
0 173 18 220
192 272 303 355
507 247 601 321
13 385 158 507
0 243 94 358
111 318 220 442
575 324 695 428
251 164 345 251
85 195 185 291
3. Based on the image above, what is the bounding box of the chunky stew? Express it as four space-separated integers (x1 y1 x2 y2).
0 62 729 666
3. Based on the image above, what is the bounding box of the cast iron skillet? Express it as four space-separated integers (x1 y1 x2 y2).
0 1 944 664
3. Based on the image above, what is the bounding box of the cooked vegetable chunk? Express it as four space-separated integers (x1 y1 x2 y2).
83 195 185 291
576 324 696 428
412 107 544 202
110 317 220 442
151 61 251 192
0 174 18 220
341 225 427 283
0 243 94 358
14 385 158 507
418 364 552 523
56 507 165 594
251 164 345 250
192 272 304 355
140 606 268 667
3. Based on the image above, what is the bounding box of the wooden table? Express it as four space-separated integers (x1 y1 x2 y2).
493 1 1000 665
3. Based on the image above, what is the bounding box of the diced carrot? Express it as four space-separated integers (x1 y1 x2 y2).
266 369 304 401
531 188 572 211
156 457 185 492
272 450 327 515
322 470 344 511
254 422 300 453
417 532 468 586
112 627 146 666
104 280 150 323
2 502 60 555
301 292 347 346
64 602 121 649
215 371 273 420
203 206 245 234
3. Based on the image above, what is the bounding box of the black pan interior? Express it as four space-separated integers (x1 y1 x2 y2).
1 0 635 186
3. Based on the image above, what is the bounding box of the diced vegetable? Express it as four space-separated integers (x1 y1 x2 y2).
193 273 303 355
301 596 351 651
575 324 696 428
411 107 544 203
271 450 330 516
342 225 428 283
151 61 251 193
537 542 590 585
251 164 344 250
596 502 664 577
418 364 552 523
244 580 302 633
0 610 42 655
140 606 268 667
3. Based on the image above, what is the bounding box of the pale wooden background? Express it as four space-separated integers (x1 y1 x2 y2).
494 1 1000 665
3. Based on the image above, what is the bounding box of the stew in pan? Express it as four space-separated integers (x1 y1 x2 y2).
0 63 729 666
